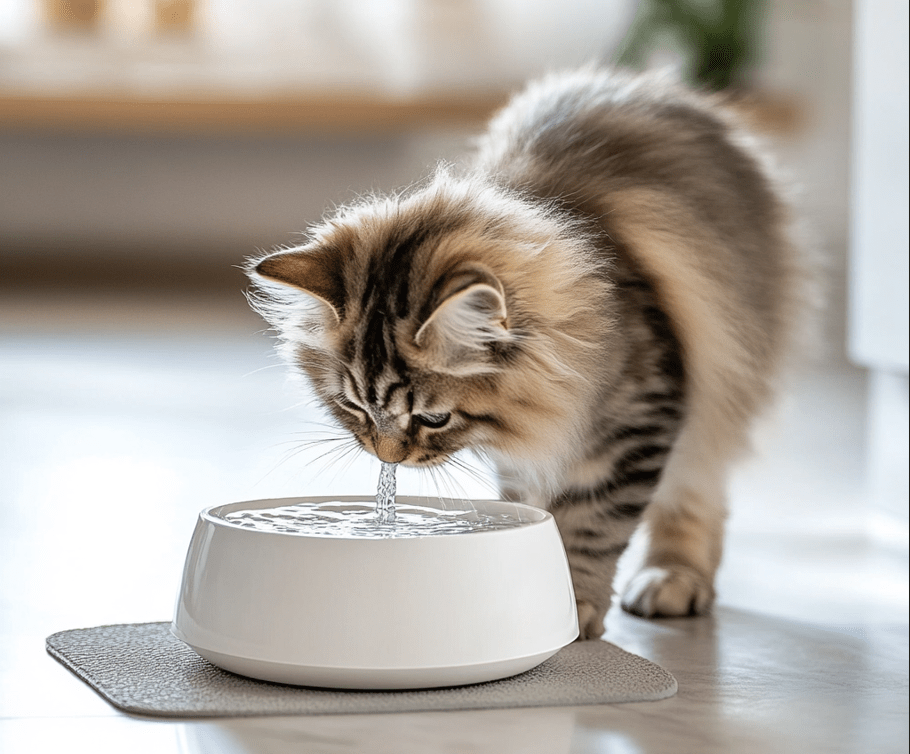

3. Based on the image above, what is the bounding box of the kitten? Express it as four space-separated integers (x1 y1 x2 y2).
247 68 804 639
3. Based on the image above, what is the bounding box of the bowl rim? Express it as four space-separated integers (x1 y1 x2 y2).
200 495 552 540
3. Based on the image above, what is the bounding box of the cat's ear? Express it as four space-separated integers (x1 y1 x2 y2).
254 246 345 323
415 264 510 370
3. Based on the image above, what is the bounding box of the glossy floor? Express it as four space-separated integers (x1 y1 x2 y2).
1 291 907 754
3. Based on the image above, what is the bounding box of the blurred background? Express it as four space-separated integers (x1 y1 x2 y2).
0 0 850 312
0 0 907 634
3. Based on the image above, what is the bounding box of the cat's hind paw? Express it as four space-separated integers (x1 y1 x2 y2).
620 565 714 618
575 600 607 640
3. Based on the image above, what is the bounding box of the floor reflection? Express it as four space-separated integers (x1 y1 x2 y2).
177 707 577 754
1 292 906 754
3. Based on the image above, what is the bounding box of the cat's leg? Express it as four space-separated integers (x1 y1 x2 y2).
496 466 633 638
620 416 733 618
550 501 640 639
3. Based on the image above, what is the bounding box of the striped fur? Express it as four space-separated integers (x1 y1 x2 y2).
247 68 805 639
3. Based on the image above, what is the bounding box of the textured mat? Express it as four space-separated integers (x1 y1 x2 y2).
46 622 677 718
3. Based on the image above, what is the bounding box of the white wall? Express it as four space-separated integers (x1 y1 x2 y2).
849 0 909 542
850 0 909 373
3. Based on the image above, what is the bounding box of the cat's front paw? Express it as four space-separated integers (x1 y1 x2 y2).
620 565 714 618
575 600 607 640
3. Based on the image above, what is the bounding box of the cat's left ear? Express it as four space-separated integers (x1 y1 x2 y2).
253 246 345 323
415 263 510 371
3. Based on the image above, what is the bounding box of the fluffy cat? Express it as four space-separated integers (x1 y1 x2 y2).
247 68 804 639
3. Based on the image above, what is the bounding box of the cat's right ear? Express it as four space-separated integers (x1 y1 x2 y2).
253 247 345 323
413 264 511 374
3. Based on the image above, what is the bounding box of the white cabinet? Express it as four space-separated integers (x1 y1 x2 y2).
850 0 909 543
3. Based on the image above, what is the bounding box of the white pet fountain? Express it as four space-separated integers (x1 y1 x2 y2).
172 492 578 690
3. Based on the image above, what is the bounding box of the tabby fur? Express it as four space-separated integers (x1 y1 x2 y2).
247 68 803 639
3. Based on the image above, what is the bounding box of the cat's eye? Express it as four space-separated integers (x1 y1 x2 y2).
413 412 451 429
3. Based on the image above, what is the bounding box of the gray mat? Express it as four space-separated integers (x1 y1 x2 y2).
46 622 677 718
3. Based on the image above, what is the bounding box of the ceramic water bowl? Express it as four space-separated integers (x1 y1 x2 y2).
172 495 578 689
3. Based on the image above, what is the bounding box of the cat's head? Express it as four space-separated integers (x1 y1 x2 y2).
248 173 613 479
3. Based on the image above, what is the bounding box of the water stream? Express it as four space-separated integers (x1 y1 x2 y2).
375 461 398 524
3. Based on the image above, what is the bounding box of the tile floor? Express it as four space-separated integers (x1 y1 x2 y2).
0 290 907 754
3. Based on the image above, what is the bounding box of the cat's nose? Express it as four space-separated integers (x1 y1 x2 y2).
374 435 408 464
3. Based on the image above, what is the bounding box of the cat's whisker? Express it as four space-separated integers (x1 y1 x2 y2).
305 438 363 471
270 443 327 475
253 439 333 488
294 439 361 487
415 465 440 504
267 438 345 456
433 465 455 501
337 445 366 478
280 428 343 439
240 362 287 379
446 455 498 496
441 463 478 500
414 467 431 500
271 429 348 452
468 447 496 474
319 442 365 488
428 466 455 508
419 465 441 504
258 427 357 485
282 424 347 438
434 464 473 508
448 454 484 478
257 396 324 416
334 441 366 470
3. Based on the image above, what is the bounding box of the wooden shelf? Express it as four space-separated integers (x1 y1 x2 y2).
0 86 803 139
0 90 508 136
